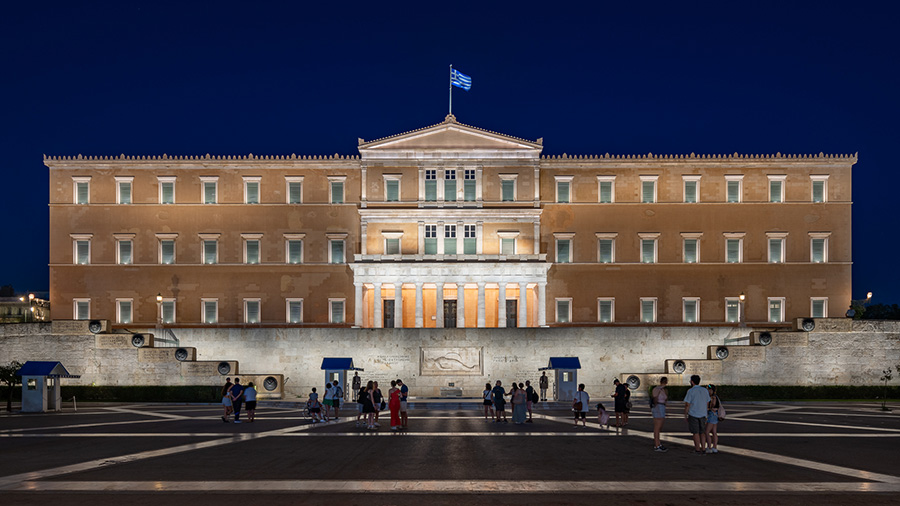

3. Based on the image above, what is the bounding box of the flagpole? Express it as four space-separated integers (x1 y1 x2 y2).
448 64 453 116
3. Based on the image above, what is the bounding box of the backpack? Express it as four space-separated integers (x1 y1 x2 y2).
532 391 539 403
334 386 343 399
717 400 726 420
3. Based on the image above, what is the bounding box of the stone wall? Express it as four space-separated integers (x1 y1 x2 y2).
0 320 897 400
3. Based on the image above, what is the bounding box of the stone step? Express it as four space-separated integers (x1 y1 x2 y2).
95 333 155 349
706 344 766 361
138 346 197 363
181 360 239 376
750 330 809 347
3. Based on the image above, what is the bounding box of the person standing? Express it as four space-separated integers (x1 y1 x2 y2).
332 379 343 420
356 382 367 427
372 381 384 427
363 380 377 430
221 377 233 423
524 380 536 423
511 383 527 424
573 383 589 427
491 380 508 423
352 372 362 402
323 381 335 421
651 377 669 452
482 382 494 421
388 380 402 431
539 372 549 401
705 384 720 454
612 379 629 427
244 381 258 423
397 379 409 429
231 378 245 424
683 374 711 454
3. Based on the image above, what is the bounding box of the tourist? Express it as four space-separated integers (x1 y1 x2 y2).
524 380 536 423
332 379 343 419
512 382 527 424
397 378 409 429
372 381 384 427
491 380 508 423
244 381 258 423
596 402 610 428
231 378 244 424
539 371 549 401
683 374 710 454
573 383 589 427
356 382 367 427
307 388 323 423
612 379 629 427
482 382 494 421
651 377 669 452
706 384 720 454
352 372 362 402
221 377 233 423
323 381 335 421
388 380 402 431
363 380 377 430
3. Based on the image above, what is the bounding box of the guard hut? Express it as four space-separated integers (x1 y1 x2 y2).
321 358 364 401
16 361 81 413
539 357 581 401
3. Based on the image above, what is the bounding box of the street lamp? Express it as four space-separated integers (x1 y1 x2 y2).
156 293 163 325
739 292 746 327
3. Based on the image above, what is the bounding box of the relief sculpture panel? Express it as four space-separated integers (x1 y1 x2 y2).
420 347 483 376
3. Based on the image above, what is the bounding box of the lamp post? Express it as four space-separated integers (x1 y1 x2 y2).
739 292 746 328
156 293 163 343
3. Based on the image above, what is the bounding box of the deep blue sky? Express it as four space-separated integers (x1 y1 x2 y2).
2 2 897 304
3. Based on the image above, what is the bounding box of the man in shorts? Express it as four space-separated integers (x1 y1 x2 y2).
491 380 508 423
683 374 711 454
323 381 335 420
397 379 409 429
332 379 343 419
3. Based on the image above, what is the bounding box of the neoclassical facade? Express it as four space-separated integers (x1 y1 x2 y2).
46 115 854 328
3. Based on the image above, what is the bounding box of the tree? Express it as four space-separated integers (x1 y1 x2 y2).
0 285 13 297
0 361 23 411
862 303 900 320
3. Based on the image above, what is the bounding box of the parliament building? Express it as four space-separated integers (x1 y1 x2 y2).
46 115 854 329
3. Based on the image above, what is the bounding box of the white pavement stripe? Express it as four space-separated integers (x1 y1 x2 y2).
725 416 900 433
538 414 900 484
735 406 798 417
10 480 900 493
281 431 614 437
0 418 183 434
5 431 899 439
105 407 188 419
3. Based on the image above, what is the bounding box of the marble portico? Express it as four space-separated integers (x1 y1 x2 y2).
350 262 551 328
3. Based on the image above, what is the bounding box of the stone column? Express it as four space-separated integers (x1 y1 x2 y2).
417 221 425 254
360 221 368 255
360 163 368 208
418 167 425 207
476 221 484 254
354 282 363 328
498 282 507 328
533 220 541 254
372 282 382 328
437 221 445 255
475 165 484 207
519 282 528 328
436 282 444 328
394 283 403 328
538 282 547 327
477 282 486 328
415 282 424 328
457 283 466 328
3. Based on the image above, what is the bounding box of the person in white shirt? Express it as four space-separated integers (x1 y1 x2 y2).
323 382 335 421
683 374 711 454
244 382 258 423
573 383 590 427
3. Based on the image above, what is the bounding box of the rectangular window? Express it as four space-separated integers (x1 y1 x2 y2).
597 176 615 203
684 179 698 203
684 239 698 263
557 181 570 203
501 179 515 202
75 240 90 265
287 240 303 264
286 299 303 323
726 238 742 263
245 240 260 264
203 180 217 204
464 169 476 201
74 178 90 204
161 300 175 324
768 298 785 323
556 239 571 263
641 298 657 323
329 240 345 264
444 224 457 255
726 177 742 203
811 176 828 203
160 240 175 264
117 240 133 265
769 177 784 203
769 238 784 263
159 180 175 204
385 238 400 255
424 225 438 254
244 299 260 324
117 299 132 324
330 181 344 204
683 298 699 323
202 299 218 324
598 298 614 323
329 299 345 324
74 299 90 320
501 238 515 255
555 298 572 323
641 239 657 263
203 240 217 264
811 298 827 318
385 179 400 202
641 180 656 203
444 170 457 201
725 298 740 323
425 170 437 201
811 237 827 263
463 225 476 254
288 181 303 204
244 179 260 204
598 239 614 263
117 179 132 205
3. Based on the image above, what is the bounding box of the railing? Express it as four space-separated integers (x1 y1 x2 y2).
153 327 181 348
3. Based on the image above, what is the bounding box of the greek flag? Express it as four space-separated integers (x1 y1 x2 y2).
451 69 472 90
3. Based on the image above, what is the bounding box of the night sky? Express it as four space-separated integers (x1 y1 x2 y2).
3 2 897 304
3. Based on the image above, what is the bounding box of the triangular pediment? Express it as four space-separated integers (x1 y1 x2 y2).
358 115 542 156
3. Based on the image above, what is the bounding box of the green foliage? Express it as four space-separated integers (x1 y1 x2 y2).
862 303 900 320
1 361 23 411
59 385 220 403
646 384 900 401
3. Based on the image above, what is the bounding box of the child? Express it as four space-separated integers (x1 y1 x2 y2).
307 387 325 423
596 402 610 428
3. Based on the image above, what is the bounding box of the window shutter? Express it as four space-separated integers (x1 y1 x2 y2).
288 240 302 263
556 300 569 323
289 182 302 203
331 301 344 323
599 240 612 263
684 240 697 263
557 182 569 203
246 182 259 204
246 240 259 264
119 183 131 204
76 301 89 320
204 183 216 203
204 241 217 264
769 239 782 263
811 239 824 262
812 181 824 202
684 300 696 322
501 180 514 201
385 238 400 255
599 301 611 322
77 241 90 264
330 241 343 263
812 300 825 318
444 180 456 201
642 182 654 203
727 181 740 202
386 180 399 202
289 301 302 323
557 240 570 263
641 240 655 263
119 241 132 264
770 181 782 202
501 238 514 255
641 301 654 322
204 301 217 323
161 183 174 204
727 240 739 263
600 182 612 203
162 302 175 323
246 301 260 323
76 183 89 204
464 180 476 201
161 241 175 264
684 181 696 203
425 180 437 201
331 182 343 204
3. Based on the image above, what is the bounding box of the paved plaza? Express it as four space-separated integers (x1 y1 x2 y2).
1 400 899 505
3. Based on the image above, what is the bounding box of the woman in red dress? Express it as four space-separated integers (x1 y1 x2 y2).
388 380 402 431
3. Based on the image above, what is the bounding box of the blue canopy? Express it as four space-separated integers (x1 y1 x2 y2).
539 357 581 370
15 361 81 378
321 358 363 371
